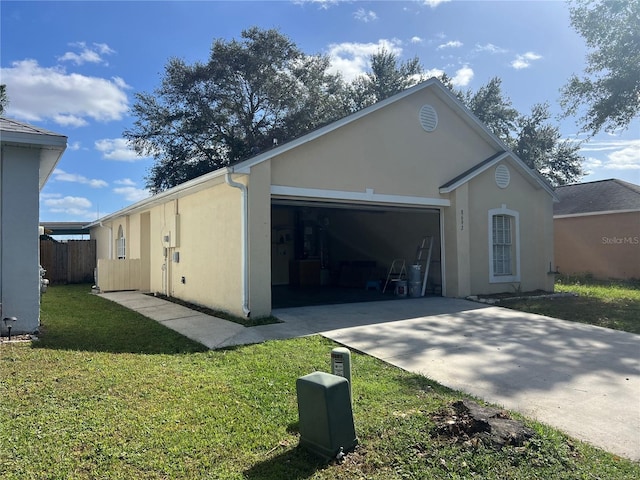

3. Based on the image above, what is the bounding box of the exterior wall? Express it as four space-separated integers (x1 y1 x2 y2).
467 161 555 295
554 211 640 280
0 145 41 333
150 182 245 316
270 88 497 199
247 161 272 317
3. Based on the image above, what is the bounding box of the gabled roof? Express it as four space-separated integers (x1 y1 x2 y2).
438 151 557 200
554 179 640 216
89 78 556 225
0 117 67 189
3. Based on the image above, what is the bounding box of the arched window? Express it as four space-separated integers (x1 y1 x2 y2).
116 225 126 259
488 206 520 283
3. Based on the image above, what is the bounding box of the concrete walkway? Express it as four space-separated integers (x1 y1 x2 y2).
100 291 640 461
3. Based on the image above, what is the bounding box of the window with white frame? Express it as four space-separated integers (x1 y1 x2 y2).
488 206 520 283
116 225 126 259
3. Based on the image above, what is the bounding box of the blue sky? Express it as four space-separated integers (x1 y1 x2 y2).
2 0 638 222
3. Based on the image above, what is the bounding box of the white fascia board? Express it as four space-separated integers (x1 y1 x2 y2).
271 185 450 207
1 130 67 149
554 208 640 219
439 152 511 193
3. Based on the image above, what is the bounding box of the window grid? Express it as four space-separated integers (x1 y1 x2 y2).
492 215 512 275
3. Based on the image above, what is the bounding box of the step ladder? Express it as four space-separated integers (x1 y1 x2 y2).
413 236 434 297
382 258 407 293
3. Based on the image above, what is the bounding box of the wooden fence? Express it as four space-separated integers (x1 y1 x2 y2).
40 239 96 284
96 258 141 292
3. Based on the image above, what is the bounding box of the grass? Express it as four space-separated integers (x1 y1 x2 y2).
0 284 638 479
502 276 640 334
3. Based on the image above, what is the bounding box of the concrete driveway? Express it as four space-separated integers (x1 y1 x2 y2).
274 298 640 461
100 292 639 460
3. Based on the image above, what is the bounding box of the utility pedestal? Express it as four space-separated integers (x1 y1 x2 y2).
296 371 357 460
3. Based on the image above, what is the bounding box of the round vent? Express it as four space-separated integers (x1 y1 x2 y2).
419 104 438 132
495 164 511 189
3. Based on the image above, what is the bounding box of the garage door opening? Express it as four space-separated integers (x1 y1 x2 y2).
271 202 442 308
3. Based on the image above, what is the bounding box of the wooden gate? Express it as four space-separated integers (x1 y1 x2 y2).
40 239 96 284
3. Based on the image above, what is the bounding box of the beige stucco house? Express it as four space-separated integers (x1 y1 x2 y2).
88 79 557 318
554 179 640 280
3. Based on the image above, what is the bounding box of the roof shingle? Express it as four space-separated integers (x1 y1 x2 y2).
554 179 640 215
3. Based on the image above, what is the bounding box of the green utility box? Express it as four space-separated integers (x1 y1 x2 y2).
296 371 357 459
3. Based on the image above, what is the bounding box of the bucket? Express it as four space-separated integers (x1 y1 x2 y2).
409 264 421 283
394 280 407 297
409 281 422 298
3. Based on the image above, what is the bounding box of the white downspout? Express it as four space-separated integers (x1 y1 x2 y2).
224 171 250 317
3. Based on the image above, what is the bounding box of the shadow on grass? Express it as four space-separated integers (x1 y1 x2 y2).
34 284 208 354
244 445 326 480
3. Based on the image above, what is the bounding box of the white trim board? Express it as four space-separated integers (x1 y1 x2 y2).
270 185 451 207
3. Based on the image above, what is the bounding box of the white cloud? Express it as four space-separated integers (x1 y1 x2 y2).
113 186 151 202
327 39 403 81
410 36 424 44
511 51 543 70
293 0 341 9
52 169 108 188
354 8 377 23
422 0 451 7
1 59 129 126
58 41 115 65
580 139 640 171
452 66 474 86
475 43 508 54
68 141 81 151
582 157 604 174
44 196 91 211
437 40 463 49
95 138 150 162
424 68 445 79
114 178 137 186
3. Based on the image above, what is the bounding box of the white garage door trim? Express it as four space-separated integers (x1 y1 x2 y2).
271 185 450 208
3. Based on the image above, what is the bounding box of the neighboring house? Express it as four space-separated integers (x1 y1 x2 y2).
554 179 640 280
1 118 67 334
88 79 557 318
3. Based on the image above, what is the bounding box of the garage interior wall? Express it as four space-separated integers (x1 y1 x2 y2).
271 204 441 292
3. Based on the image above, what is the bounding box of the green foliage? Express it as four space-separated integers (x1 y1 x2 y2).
512 103 584 186
125 27 349 193
461 80 584 186
0 84 7 115
561 0 640 135
350 48 425 109
505 276 640 334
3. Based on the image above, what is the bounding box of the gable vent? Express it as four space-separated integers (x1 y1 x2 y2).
419 104 438 132
495 164 511 189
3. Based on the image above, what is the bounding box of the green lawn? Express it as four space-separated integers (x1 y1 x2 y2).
0 284 638 479
503 276 640 334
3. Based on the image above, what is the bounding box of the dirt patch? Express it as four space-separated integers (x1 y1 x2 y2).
432 399 534 450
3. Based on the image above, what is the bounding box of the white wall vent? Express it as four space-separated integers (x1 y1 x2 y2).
495 164 511 189
419 104 438 132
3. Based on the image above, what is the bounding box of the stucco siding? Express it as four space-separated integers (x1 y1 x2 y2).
554 211 640 280
0 145 41 333
149 184 244 316
467 161 555 295
270 89 497 199
247 161 272 317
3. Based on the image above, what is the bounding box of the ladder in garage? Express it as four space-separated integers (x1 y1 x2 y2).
414 236 434 297
382 259 407 293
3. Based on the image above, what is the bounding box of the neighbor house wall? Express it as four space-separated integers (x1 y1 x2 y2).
0 145 41 333
554 211 640 280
